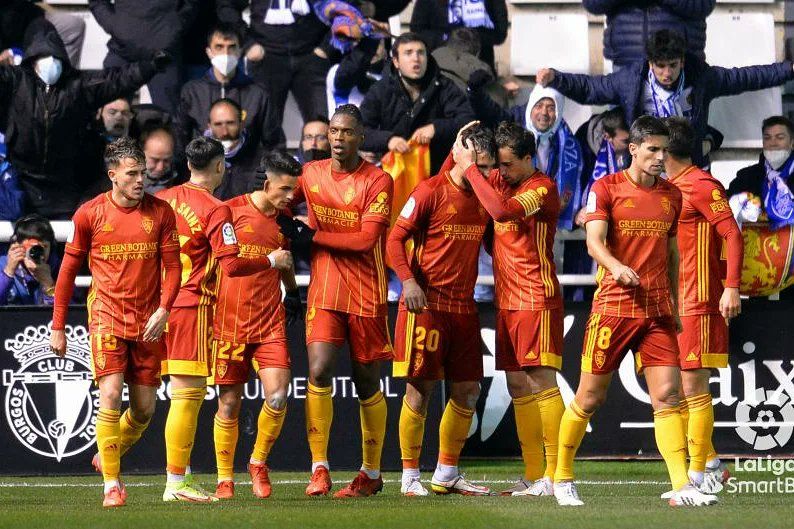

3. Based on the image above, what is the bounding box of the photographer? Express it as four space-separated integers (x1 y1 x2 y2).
0 214 58 305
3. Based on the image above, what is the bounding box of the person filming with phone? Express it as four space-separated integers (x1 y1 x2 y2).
1 214 59 305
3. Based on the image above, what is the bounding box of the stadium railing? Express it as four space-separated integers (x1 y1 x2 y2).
0 221 597 287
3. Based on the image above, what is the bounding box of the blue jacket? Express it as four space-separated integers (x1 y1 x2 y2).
584 0 715 65
549 56 794 166
0 254 59 306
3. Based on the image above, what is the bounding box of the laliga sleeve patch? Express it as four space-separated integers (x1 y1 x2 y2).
65 221 75 243
400 197 416 219
586 191 597 214
221 222 237 245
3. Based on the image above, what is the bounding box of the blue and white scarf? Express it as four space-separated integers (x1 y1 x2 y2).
582 138 626 207
646 69 691 119
533 121 582 230
264 0 311 25
763 156 794 229
448 0 494 30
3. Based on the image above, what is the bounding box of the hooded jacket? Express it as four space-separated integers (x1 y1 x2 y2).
360 55 475 173
0 23 157 217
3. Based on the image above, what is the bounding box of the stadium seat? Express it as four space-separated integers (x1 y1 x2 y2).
710 159 757 191
509 13 589 76
283 94 303 150
705 12 780 149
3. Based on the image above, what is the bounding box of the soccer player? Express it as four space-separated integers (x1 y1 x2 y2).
663 117 742 494
212 151 301 500
458 121 566 496
154 136 291 502
50 138 182 508
387 123 496 497
276 104 394 498
553 116 717 507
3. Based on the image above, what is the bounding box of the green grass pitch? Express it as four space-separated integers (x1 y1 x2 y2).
0 461 791 529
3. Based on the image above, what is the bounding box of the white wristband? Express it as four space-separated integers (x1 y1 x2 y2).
267 254 276 268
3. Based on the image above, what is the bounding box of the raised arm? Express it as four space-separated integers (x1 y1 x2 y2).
709 61 794 98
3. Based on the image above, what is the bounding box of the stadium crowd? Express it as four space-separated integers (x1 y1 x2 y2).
1 0 793 511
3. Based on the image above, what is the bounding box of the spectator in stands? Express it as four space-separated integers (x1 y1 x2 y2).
0 21 167 218
89 0 200 114
299 118 331 163
142 126 181 194
432 27 491 93
584 0 715 69
536 29 794 167
207 98 263 200
99 98 134 140
1 214 58 305
410 0 507 72
360 32 475 173
217 0 331 131
1 1 85 68
728 116 794 229
177 23 281 155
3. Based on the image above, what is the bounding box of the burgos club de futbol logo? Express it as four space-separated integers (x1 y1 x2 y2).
2 325 97 461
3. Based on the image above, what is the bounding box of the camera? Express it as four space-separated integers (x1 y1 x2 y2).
26 244 45 265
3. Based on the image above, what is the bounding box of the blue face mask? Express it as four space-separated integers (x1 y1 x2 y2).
34 56 63 86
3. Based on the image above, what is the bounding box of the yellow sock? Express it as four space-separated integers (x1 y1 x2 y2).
554 401 592 482
118 409 150 457
214 414 239 482
96 408 121 482
513 395 544 481
165 387 205 475
679 398 690 458
360 392 387 472
438 399 474 466
654 406 690 490
306 383 333 464
251 402 286 463
685 393 713 473
705 438 718 465
399 397 426 469
536 387 565 480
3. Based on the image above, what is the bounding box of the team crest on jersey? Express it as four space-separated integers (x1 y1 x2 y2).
101 222 114 232
141 217 154 234
95 351 106 370
623 198 635 208
216 362 228 379
661 197 671 214
594 350 606 369
2 325 97 462
343 187 356 205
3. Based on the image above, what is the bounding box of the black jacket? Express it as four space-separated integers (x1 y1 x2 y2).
89 0 201 60
0 0 44 52
177 68 282 152
410 0 508 71
360 57 475 173
216 0 328 56
0 24 157 217
213 138 264 201
727 154 794 199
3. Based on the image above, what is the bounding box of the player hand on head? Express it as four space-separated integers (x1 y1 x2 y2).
610 264 640 287
402 278 427 314
50 329 66 358
269 249 293 271
276 214 316 246
452 133 477 171
719 287 741 321
143 307 169 341
283 289 303 326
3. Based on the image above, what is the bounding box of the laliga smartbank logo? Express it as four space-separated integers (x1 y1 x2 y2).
728 456 794 494
2 325 98 461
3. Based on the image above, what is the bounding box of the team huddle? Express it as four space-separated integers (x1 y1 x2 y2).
49 104 742 509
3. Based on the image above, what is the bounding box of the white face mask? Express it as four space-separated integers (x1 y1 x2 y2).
764 149 791 170
220 139 236 153
211 54 238 76
35 56 62 86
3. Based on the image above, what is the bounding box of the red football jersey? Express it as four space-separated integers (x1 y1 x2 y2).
585 171 682 318
156 183 240 308
213 194 288 343
492 171 563 311
297 159 393 317
669 166 736 315
65 192 179 339
395 171 489 314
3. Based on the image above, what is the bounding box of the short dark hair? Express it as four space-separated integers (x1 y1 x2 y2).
13 214 55 245
662 117 694 158
629 115 669 146
461 123 497 161
302 116 329 130
207 22 241 47
646 29 686 63
331 104 364 129
762 115 794 137
600 108 628 137
260 150 302 178
495 121 536 159
447 27 481 57
209 98 243 121
185 137 225 170
104 137 145 168
139 125 174 149
391 32 427 58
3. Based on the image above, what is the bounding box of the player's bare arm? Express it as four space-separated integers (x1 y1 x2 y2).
586 219 640 287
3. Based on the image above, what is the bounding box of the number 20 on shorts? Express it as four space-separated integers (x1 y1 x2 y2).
413 326 440 352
